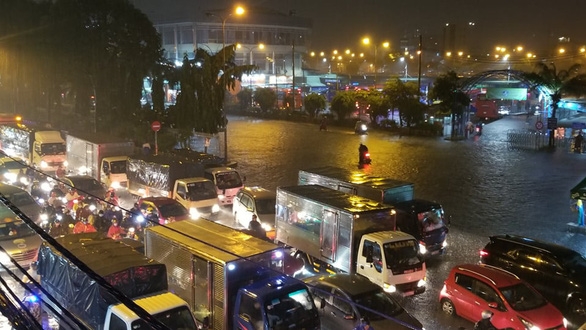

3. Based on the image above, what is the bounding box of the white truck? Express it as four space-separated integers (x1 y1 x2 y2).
0 122 66 172
203 166 244 206
66 134 135 189
127 155 222 218
35 233 197 329
144 219 321 330
276 184 427 296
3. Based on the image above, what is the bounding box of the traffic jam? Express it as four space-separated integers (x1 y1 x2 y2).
0 118 577 330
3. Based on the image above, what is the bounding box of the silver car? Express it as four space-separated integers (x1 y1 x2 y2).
232 186 276 236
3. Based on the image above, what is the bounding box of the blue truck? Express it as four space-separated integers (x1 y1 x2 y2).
144 219 320 330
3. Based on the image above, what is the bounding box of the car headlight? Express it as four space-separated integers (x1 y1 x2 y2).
212 204 220 213
40 161 48 168
417 279 426 287
63 161 68 167
0 251 10 265
19 177 30 185
518 316 540 330
111 181 121 189
218 194 225 200
382 283 396 293
419 243 427 255
563 318 568 328
4 173 16 183
189 208 200 219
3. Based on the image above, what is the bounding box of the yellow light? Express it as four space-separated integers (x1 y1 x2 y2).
359 53 364 57
345 49 351 55
15 116 22 122
382 42 390 48
526 53 533 58
337 55 342 60
235 6 245 15
320 51 325 56
236 43 242 49
581 48 586 53
333 50 338 55
496 46 501 51
362 37 370 45
446 51 452 57
259 43 265 49
516 46 523 51
559 48 566 54
458 51 463 57
310 51 315 57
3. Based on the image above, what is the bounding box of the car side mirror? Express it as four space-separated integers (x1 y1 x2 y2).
487 302 498 309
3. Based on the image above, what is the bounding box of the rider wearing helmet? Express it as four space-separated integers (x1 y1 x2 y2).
474 310 496 330
353 316 374 330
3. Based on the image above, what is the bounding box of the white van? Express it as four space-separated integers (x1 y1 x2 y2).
203 167 243 206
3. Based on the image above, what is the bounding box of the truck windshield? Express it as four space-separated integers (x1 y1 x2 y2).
215 171 242 190
383 240 422 268
109 160 127 174
186 181 217 201
418 208 446 233
264 288 317 329
354 289 403 320
130 305 197 329
40 143 66 155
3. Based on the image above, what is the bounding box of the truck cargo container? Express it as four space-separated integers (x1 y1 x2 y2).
66 134 135 189
0 122 66 172
36 233 197 330
144 219 320 330
276 184 426 296
299 166 449 256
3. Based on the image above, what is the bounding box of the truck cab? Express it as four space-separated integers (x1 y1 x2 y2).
204 167 244 206
356 231 426 296
173 178 220 218
101 156 129 189
33 131 66 172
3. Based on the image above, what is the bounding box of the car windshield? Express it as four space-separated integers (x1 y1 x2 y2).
500 283 547 311
418 208 446 233
256 197 276 214
0 216 36 240
186 181 217 201
2 191 36 208
157 202 188 217
383 239 422 268
559 250 586 268
215 171 242 190
354 290 403 320
264 288 316 328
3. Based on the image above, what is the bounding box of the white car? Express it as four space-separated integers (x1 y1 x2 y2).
232 186 276 236
498 106 510 116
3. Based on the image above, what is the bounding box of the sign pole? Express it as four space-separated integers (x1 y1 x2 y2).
155 131 158 155
151 121 161 156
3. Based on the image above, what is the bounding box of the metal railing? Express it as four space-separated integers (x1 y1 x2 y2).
506 129 571 150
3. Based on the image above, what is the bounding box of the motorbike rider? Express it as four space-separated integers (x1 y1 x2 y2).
48 217 68 237
72 217 97 234
65 188 80 209
248 214 267 240
474 310 497 330
107 217 125 240
358 143 369 164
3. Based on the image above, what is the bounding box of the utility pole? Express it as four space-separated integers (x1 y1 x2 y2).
418 34 422 93
292 39 295 111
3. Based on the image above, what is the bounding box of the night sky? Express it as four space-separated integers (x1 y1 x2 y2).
249 0 586 53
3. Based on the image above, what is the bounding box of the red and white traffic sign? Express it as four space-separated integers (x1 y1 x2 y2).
535 121 544 130
151 121 161 132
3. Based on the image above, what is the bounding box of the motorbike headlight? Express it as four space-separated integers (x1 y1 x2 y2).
89 204 96 212
40 213 48 221
40 161 48 169
218 194 225 200
41 182 51 192
19 177 29 185
361 124 367 131
212 204 220 213
136 215 145 223
261 222 272 232
419 243 427 255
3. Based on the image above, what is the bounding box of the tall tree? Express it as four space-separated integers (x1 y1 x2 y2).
522 63 586 147
429 71 470 139
383 78 421 127
304 93 326 118
330 91 356 120
254 87 277 112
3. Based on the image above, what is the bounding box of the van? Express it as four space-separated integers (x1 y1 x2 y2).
204 167 244 206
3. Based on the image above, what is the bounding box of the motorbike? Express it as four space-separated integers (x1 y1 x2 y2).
475 122 484 136
359 151 372 165
355 121 368 135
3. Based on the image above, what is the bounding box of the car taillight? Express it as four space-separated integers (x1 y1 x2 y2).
479 249 488 257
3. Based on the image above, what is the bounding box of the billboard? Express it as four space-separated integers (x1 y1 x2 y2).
486 88 527 101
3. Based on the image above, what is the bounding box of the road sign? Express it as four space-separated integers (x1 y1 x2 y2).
151 121 161 132
535 121 544 130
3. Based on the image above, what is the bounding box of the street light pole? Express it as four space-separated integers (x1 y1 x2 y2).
206 6 244 163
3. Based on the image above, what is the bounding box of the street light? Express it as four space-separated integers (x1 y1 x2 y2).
205 5 244 163
236 43 265 65
362 37 389 88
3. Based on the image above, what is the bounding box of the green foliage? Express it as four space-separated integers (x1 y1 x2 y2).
429 71 470 114
365 91 389 123
254 88 277 111
383 79 421 127
330 91 356 120
304 93 326 118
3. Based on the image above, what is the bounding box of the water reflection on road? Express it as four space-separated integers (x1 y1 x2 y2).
227 114 586 329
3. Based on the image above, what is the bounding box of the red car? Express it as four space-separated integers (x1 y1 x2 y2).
137 197 193 225
439 264 567 330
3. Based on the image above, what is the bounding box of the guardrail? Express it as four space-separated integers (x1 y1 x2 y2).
506 129 571 150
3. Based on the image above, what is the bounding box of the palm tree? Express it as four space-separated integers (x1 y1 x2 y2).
523 63 586 147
